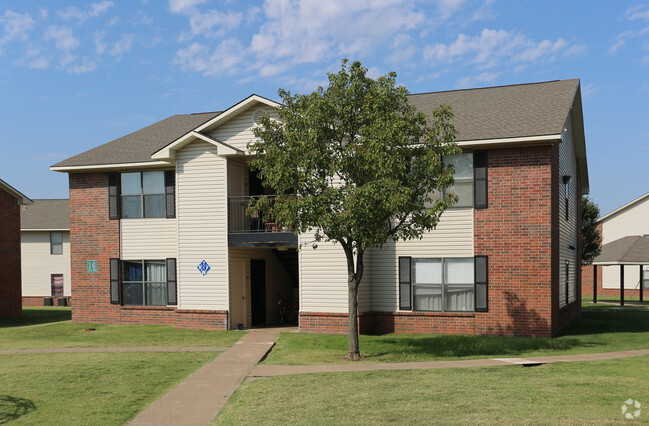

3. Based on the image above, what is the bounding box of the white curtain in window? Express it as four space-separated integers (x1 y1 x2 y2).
445 285 474 311
145 261 166 306
414 286 442 311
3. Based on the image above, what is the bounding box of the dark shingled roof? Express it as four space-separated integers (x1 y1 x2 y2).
594 236 649 265
407 79 579 142
21 199 69 230
52 112 220 168
53 79 580 168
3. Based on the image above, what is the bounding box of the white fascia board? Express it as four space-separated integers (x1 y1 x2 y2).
22 228 69 232
456 134 561 147
598 192 649 223
0 179 33 205
151 131 242 161
194 94 280 133
50 161 173 173
592 261 649 266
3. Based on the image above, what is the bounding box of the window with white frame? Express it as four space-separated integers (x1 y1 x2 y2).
122 260 167 306
121 171 166 218
50 232 63 254
412 257 475 312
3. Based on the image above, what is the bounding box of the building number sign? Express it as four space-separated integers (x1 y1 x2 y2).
87 260 98 273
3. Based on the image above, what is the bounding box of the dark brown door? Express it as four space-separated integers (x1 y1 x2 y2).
251 259 266 326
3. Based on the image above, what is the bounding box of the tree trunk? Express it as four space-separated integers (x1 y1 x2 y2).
343 243 364 360
347 274 361 360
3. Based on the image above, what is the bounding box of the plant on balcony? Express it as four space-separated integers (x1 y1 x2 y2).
249 59 459 360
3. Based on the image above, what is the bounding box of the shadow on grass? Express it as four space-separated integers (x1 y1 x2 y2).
361 334 582 359
0 395 36 424
558 306 649 336
0 308 71 328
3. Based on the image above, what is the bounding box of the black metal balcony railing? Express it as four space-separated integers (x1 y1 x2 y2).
228 196 294 233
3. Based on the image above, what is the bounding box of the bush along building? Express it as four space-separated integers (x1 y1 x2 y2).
51 79 587 337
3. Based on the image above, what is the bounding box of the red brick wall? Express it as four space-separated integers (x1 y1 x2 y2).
22 296 72 306
473 146 556 337
0 188 22 316
69 172 228 329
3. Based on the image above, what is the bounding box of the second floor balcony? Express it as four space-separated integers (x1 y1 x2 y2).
228 195 297 247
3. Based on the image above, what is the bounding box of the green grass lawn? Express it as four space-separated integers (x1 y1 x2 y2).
263 306 649 365
583 294 648 303
0 308 247 424
0 351 218 424
0 307 246 350
217 355 649 424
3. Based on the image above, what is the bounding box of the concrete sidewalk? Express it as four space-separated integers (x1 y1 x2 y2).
128 330 279 426
250 348 649 377
0 346 228 355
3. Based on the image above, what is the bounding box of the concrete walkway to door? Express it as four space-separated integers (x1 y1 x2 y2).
127 329 280 426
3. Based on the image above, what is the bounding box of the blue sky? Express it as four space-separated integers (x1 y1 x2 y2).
1 0 648 215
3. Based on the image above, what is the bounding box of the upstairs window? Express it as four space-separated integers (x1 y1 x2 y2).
50 232 63 254
444 153 473 207
121 171 165 218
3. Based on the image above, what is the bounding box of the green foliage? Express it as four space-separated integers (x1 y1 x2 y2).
249 59 460 251
581 196 602 265
249 59 459 358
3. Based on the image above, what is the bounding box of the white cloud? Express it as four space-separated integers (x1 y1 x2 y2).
250 0 424 63
109 34 134 57
169 0 207 14
67 58 97 74
456 71 502 88
415 72 441 82
626 5 649 21
581 83 600 98
0 9 36 44
57 1 115 22
423 29 583 69
174 39 245 76
187 10 242 38
44 26 80 50
94 31 107 54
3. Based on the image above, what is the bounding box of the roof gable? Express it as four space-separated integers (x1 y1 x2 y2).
599 192 649 223
0 178 33 205
152 94 278 160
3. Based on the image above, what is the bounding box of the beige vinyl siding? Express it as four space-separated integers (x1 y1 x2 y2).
21 231 72 297
601 196 649 244
600 196 649 290
208 105 279 153
558 116 579 306
299 234 350 313
120 219 178 260
369 208 474 312
229 247 295 327
602 264 646 290
176 141 229 310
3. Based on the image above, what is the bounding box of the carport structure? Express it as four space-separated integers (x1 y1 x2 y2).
592 235 649 305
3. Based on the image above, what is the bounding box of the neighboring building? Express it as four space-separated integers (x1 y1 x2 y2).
20 199 72 306
0 178 33 316
582 192 649 297
51 79 588 337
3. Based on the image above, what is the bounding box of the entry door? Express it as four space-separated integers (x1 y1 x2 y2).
251 259 266 326
230 260 246 328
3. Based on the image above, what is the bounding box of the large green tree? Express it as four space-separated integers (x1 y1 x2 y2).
249 60 460 360
581 196 602 265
